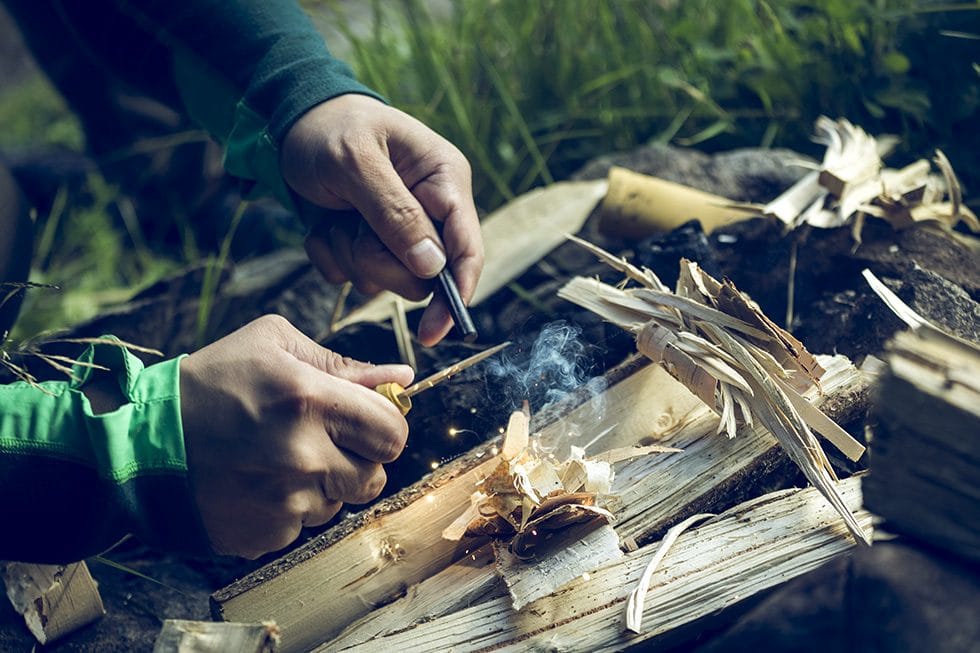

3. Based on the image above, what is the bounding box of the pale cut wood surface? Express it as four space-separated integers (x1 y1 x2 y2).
333 478 870 652
495 524 623 611
319 544 503 651
153 620 280 652
332 179 607 331
1 561 105 645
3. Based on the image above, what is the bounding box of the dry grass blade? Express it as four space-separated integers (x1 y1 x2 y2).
565 234 666 290
861 269 929 330
391 296 417 371
557 278 650 329
700 321 869 545
45 337 164 357
632 289 770 339
1 351 49 393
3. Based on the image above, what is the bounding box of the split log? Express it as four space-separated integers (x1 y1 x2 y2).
864 326 980 562
212 352 868 653
1 561 105 645
332 179 607 331
153 620 280 653
326 478 870 652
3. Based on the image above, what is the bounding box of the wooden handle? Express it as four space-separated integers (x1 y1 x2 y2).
375 383 413 415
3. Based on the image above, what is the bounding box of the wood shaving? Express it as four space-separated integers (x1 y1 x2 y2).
625 513 716 634
560 241 870 546
442 405 678 558
730 117 978 236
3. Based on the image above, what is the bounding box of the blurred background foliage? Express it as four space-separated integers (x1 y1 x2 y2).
318 0 979 210
0 0 977 338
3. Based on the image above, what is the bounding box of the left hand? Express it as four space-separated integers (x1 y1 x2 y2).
280 94 484 346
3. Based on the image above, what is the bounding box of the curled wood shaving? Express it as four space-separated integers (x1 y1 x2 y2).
625 513 716 634
742 118 978 236
443 407 678 558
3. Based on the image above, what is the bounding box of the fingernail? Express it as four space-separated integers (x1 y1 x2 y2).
406 238 446 278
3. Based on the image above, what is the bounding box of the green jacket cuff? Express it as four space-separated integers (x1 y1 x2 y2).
0 339 213 561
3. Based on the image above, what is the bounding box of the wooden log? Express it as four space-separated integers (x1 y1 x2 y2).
326 478 870 652
597 166 758 238
212 353 867 653
1 561 105 645
494 524 623 611
154 620 280 652
864 326 980 563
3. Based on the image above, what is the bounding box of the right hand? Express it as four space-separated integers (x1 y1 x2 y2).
280 94 484 347
179 315 414 559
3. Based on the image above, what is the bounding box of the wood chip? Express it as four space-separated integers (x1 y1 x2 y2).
1 561 105 645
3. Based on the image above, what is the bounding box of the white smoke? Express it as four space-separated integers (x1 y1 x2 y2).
486 321 607 415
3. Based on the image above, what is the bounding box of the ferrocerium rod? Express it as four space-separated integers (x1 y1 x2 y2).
437 267 478 343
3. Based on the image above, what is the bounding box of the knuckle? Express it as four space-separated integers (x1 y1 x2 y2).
382 202 426 239
274 380 316 419
255 313 292 333
289 446 325 476
272 523 303 553
352 465 386 503
376 423 408 463
283 491 309 519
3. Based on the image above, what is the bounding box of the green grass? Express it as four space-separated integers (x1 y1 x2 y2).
317 0 980 211
12 173 182 341
0 76 83 151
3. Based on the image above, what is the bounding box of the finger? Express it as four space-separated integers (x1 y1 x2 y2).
258 314 415 388
346 154 447 280
318 454 388 504
412 165 484 304
351 225 432 301
301 495 342 528
304 233 348 285
417 295 454 347
323 380 409 462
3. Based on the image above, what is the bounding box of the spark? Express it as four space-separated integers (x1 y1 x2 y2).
448 427 458 437
430 461 440 470
490 446 499 456
470 407 477 414
582 572 591 581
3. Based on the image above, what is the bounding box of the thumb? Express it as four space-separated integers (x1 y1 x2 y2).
348 155 447 279
269 317 414 388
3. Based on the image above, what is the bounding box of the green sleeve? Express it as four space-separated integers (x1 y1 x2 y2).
112 0 385 208
0 340 212 563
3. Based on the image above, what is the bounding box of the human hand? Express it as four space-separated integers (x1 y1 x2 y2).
280 94 484 347
178 315 413 559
